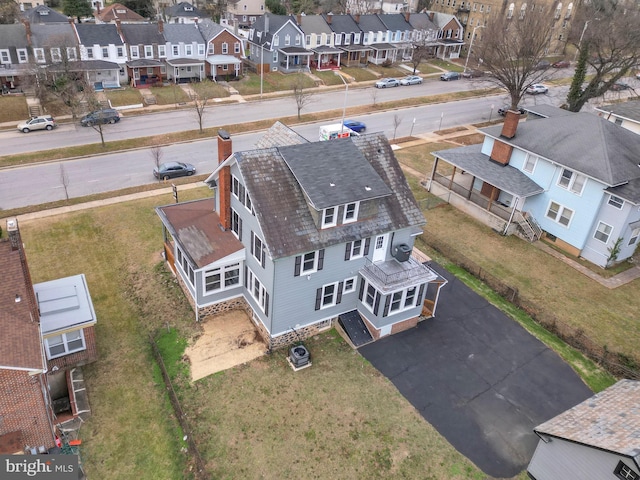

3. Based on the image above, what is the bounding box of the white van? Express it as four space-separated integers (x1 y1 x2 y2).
319 123 358 141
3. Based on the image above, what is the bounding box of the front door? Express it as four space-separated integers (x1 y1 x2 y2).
372 234 388 263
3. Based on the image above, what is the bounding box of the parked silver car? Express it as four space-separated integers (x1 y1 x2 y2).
375 78 401 88
17 115 56 133
400 75 423 85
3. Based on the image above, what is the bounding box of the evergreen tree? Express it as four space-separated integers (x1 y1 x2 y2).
266 0 286 15
62 0 92 22
565 44 588 111
121 0 155 18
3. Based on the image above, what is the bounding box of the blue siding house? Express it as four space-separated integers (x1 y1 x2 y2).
429 105 640 268
156 123 445 349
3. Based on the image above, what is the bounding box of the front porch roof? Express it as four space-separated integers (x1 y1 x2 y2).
368 43 397 51
312 45 343 54
278 46 313 56
340 44 371 52
47 60 120 73
206 55 242 65
433 144 544 197
165 58 205 67
126 59 164 68
156 198 244 269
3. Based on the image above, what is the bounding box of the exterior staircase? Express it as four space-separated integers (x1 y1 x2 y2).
28 105 41 117
515 211 542 242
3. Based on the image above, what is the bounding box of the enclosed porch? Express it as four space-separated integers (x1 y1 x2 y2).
277 46 312 72
126 59 165 88
311 45 343 70
339 45 371 67
166 58 205 83
367 43 398 65
206 54 242 80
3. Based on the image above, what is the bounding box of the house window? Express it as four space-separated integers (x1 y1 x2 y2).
546 201 574 227
316 36 321 46
608 195 624 209
629 227 640 246
231 208 242 239
344 34 350 45
273 35 279 47
34 48 45 63
295 250 324 276
285 34 290 46
51 48 61 62
158 45 166 58
177 247 195 285
343 276 357 294
346 239 364 260
594 221 613 243
102 47 108 58
558 168 586 195
387 286 418 315
87 47 94 59
295 34 301 46
45 330 86 359
246 267 269 314
523 154 537 173
232 175 240 198
244 191 252 213
222 43 228 54
197 44 205 56
615 461 639 480
361 280 381 314
0 49 9 64
147 67 154 75
322 207 337 227
343 202 359 223
204 263 240 293
145 45 153 58
273 51 278 63
117 46 124 57
66 48 76 60
185 45 193 56
131 46 139 58
251 232 266 267
172 45 180 56
17 48 28 63
208 44 215 55
317 282 339 309
354 33 361 43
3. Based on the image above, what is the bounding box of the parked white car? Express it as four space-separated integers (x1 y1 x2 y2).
17 115 56 133
526 84 549 95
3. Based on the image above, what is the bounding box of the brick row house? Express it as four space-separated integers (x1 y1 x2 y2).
0 219 98 454
156 124 446 350
0 8 245 93
245 12 461 74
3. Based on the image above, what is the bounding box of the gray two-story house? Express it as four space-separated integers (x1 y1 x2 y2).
156 123 444 349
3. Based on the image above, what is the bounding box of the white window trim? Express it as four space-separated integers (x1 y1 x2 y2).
0 49 10 64
320 282 339 309
362 280 379 313
343 202 359 224
546 201 574 227
145 45 153 58
130 45 139 58
557 168 586 195
593 221 613 244
51 48 61 62
252 233 265 264
300 251 319 275
523 154 537 174
388 286 418 316
343 276 357 294
608 195 624 209
45 330 86 360
629 227 640 246
203 262 241 295
349 239 364 259
247 267 268 312
17 48 28 63
34 48 45 63
185 45 193 56
322 207 337 228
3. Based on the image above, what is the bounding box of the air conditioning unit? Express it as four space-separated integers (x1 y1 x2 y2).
289 344 310 368
392 244 411 262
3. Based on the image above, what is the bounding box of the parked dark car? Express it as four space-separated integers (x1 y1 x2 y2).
497 105 526 116
153 162 196 180
552 60 570 68
611 82 630 91
440 71 460 81
462 69 484 78
534 60 551 70
80 108 121 127
343 120 366 133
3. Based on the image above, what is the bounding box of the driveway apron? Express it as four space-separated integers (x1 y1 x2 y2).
359 263 593 478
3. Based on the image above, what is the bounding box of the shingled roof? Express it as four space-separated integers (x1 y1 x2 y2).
234 132 425 259
535 379 640 457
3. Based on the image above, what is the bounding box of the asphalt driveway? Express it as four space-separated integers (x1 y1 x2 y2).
359 263 593 478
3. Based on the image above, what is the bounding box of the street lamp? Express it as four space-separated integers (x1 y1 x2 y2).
463 25 485 74
335 72 348 133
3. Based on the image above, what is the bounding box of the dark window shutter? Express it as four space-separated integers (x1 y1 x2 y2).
358 278 365 301
238 217 243 241
318 249 325 270
315 288 322 310
240 184 245 205
244 265 248 288
336 281 343 304
294 255 301 276
250 231 254 256
265 292 269 316
261 243 266 268
373 291 380 316
345 242 352 261
364 237 371 256
417 283 425 307
383 295 391 317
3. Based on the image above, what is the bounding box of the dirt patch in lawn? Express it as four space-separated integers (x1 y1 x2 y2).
185 310 268 381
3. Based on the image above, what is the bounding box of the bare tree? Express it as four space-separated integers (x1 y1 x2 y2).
565 4 640 112
471 11 555 109
82 95 110 147
392 114 402 140
190 80 216 133
292 73 313 120
370 87 378 107
409 40 434 74
59 163 70 201
150 145 164 180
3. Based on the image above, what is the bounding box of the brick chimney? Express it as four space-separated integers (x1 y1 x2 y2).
21 19 32 46
297 13 302 25
217 130 232 231
7 218 20 251
354 13 360 23
326 13 332 24
428 11 435 21
489 111 520 165
404 12 410 22
115 19 123 38
158 19 164 33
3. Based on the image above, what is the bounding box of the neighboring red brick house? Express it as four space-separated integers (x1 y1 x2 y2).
197 18 245 80
0 219 98 454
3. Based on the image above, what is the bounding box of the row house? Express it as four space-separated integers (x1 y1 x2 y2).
164 1 204 24
225 0 265 28
156 124 446 350
74 23 126 88
246 12 453 74
0 219 98 454
121 22 166 87
163 23 207 83
94 3 146 24
198 18 245 80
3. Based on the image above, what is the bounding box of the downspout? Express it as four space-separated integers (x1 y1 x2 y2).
431 277 447 317
37 321 56 445
503 196 519 235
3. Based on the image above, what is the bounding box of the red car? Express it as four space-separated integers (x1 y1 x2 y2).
552 60 570 68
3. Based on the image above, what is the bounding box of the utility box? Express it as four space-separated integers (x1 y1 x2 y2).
289 345 311 369
392 244 412 262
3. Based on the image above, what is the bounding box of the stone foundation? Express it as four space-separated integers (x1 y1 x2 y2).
269 319 334 351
